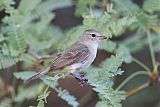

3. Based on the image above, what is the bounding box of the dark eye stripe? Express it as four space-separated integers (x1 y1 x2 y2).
91 34 96 37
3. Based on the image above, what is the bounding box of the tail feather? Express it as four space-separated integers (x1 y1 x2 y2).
24 67 51 84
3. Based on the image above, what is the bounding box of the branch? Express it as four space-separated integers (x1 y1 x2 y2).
115 71 149 91
26 44 40 60
79 90 94 107
146 29 157 71
25 44 57 65
125 72 160 97
126 82 150 97
132 57 150 72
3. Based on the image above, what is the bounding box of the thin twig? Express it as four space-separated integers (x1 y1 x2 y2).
146 29 157 71
26 44 56 66
126 82 150 97
132 57 151 72
115 71 149 91
79 90 94 107
27 45 40 60
123 29 159 97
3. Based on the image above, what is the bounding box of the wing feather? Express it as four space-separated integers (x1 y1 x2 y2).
50 42 89 70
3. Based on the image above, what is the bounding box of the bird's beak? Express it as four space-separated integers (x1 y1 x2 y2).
97 36 108 40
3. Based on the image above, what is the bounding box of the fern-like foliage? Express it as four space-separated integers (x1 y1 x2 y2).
14 72 79 107
0 0 72 69
85 45 131 107
12 0 136 107
0 0 26 69
2 0 160 107
58 89 79 107
113 0 160 53
14 84 44 103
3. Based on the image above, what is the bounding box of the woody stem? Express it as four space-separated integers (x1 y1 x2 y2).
115 71 149 91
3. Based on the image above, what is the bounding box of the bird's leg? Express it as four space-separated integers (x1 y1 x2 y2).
68 70 88 85
71 73 88 85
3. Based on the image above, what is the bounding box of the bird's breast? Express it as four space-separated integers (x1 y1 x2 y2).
83 43 98 68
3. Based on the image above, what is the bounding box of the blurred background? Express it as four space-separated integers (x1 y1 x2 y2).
0 0 160 107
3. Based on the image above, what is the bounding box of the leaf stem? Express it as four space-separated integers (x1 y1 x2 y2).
115 71 149 91
132 57 150 72
146 29 157 71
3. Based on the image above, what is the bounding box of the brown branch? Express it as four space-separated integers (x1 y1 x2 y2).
26 45 40 60
126 82 150 97
26 44 53 59
26 44 56 66
125 67 160 97
79 90 94 107
0 79 13 102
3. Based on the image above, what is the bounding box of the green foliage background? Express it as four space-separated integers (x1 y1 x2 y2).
0 0 160 107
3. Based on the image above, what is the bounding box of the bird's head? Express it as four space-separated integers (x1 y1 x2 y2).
79 29 108 44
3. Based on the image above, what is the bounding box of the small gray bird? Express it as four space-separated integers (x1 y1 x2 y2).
25 29 107 84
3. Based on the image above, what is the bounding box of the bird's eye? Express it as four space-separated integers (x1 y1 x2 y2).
91 34 96 37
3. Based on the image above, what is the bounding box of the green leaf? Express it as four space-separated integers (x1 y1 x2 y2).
86 45 129 107
96 101 108 107
0 54 19 69
40 76 59 89
99 40 117 52
91 84 125 107
137 13 158 28
75 0 96 16
143 0 160 13
116 45 132 63
37 100 45 107
14 84 44 102
0 98 11 107
83 12 137 37
13 71 36 80
122 31 145 52
41 74 79 107
37 90 50 103
18 0 41 14
40 73 67 88
58 90 79 107
99 47 131 79
0 0 27 70
113 0 140 15
122 31 160 53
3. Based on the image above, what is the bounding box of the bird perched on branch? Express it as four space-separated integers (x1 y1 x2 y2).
25 29 107 84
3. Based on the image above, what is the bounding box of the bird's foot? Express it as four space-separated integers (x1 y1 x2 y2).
80 78 88 86
70 72 88 86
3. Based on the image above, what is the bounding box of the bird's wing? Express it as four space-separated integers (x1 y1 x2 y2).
50 43 90 70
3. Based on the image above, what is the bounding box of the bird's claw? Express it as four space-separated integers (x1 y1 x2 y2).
70 72 88 86
79 73 88 85
80 78 88 86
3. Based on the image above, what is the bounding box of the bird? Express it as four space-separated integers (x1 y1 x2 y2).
25 29 107 84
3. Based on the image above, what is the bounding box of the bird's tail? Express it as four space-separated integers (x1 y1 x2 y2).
24 67 51 84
